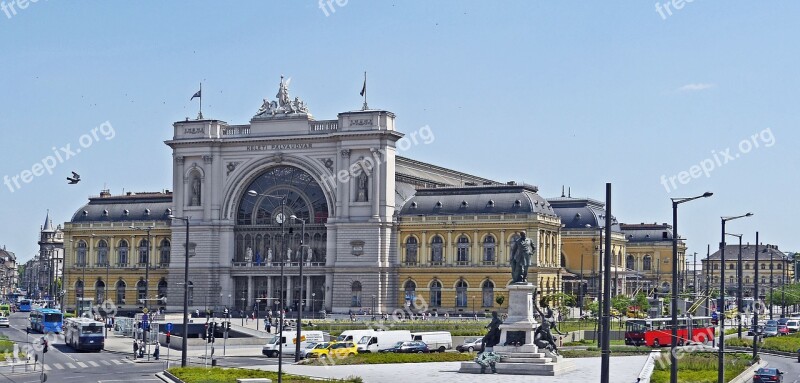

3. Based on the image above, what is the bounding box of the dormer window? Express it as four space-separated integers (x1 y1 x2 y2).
410 202 418 209
514 199 522 207
144 209 151 216
487 200 495 207
82 210 88 216
435 201 443 208
461 201 468 208
102 209 109 217
123 209 130 217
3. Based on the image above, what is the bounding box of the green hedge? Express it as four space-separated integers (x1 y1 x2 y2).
169 367 362 383
301 351 473 366
650 352 751 383
727 333 800 353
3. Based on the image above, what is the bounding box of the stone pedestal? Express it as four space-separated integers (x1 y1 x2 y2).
458 283 574 376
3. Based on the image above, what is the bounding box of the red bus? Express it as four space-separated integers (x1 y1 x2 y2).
625 316 715 347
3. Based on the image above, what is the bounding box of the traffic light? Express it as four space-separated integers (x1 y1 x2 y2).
226 321 231 331
166 331 171 344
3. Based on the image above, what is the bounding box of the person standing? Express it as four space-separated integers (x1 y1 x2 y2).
153 342 160 360
133 339 139 360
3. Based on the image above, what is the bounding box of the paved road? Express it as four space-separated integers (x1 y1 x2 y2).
762 354 800 383
0 312 163 383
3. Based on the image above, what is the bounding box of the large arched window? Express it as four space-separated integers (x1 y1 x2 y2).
97 240 109 266
95 280 105 302
429 280 442 307
76 240 88 266
118 240 129 266
483 235 496 264
76 279 85 299
482 280 494 307
115 280 126 304
138 239 150 265
430 236 443 264
158 279 168 299
236 165 330 225
455 280 468 307
626 255 635 270
136 280 147 302
405 237 418 265
404 280 416 306
351 281 362 307
642 255 651 271
456 235 470 265
160 239 171 266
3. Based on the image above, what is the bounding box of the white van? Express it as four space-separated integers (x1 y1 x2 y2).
336 329 376 343
411 331 452 353
262 330 328 357
356 330 412 353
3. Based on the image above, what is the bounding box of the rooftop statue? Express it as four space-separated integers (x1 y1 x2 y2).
255 76 309 117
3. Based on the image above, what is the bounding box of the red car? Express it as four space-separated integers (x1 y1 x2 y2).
778 325 790 336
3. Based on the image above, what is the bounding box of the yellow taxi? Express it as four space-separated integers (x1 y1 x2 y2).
307 341 336 359
328 342 358 358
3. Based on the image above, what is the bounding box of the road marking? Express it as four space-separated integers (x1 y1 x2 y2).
101 360 112 365
53 363 64 369
122 359 134 364
43 364 51 371
88 360 100 367
65 362 75 368
112 359 123 365
76 361 88 368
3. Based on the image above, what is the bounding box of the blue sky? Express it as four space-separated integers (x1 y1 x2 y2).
1 1 797 263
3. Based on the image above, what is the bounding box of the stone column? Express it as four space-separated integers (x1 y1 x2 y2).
286 276 293 310
247 276 254 310
305 276 312 313
267 276 273 303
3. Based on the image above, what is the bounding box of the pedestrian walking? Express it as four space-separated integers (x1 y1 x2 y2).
153 342 160 360
133 339 139 359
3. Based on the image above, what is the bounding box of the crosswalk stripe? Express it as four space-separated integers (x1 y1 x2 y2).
65 362 75 369
77 361 88 368
53 363 64 370
101 360 112 366
88 360 100 367
123 359 135 364
112 359 123 365
43 364 51 371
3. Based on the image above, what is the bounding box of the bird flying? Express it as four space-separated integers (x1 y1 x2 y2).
67 171 81 184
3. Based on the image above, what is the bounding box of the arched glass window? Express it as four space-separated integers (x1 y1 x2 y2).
351 281 362 307
761 264 766 270
115 280 126 304
118 240 129 266
745 263 751 270
455 280 468 307
95 280 105 302
777 263 783 270
97 240 109 266
76 240 88 267
404 280 416 306
138 239 150 265
626 255 635 270
728 264 735 270
713 263 719 270
76 279 85 299
745 276 751 284
430 236 443 264
160 239 171 266
158 279 168 299
405 237 418 265
482 280 494 307
456 235 470 265
236 165 329 225
483 235 496 264
642 255 651 271
729 276 734 284
136 280 147 302
429 280 442 307
187 281 194 306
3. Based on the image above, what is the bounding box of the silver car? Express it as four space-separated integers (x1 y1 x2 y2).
763 325 779 337
0 316 9 328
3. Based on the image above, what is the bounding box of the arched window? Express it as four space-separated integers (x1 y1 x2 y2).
351 281 362 307
158 279 168 299
728 263 735 270
457 235 470 265
115 280 125 304
138 239 150 265
429 280 442 307
642 255 651 271
430 236 443 264
761 264 766 270
118 240 129 266
482 280 494 307
187 281 194 306
404 280 416 306
76 279 85 299
483 235 496 264
405 237 418 265
160 239 171 266
770 263 774 270
745 263 751 270
97 240 109 266
713 263 719 270
137 280 147 302
729 276 734 284
455 280 468 307
626 255 635 270
77 240 88 266
777 263 783 270
745 276 751 284
95 280 105 302
761 277 766 284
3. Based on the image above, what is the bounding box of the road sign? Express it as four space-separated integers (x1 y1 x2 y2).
166 322 173 332
142 308 149 314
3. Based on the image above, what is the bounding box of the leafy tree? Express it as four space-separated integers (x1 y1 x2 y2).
633 292 650 312
611 295 632 315
586 300 599 317
495 295 505 308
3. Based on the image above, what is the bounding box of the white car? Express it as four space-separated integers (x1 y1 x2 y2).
785 320 800 333
0 316 10 327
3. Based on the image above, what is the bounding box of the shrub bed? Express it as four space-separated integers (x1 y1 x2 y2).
168 367 362 383
727 333 800 353
301 351 473 366
649 352 752 383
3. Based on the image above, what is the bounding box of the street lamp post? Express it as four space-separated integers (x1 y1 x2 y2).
753 232 760 361
472 296 476 318
725 233 743 339
719 213 753 383
289 214 306 363
669 191 713 383
782 253 786 318
770 251 774 320
130 225 153 361
168 215 191 368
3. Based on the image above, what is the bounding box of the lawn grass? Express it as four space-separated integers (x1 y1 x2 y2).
306 320 490 337
727 332 800 353
169 367 362 383
559 345 653 358
649 352 752 383
301 351 473 366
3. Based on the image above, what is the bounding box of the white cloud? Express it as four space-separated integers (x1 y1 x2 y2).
677 83 715 92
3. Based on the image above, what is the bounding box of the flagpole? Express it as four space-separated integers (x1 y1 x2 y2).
199 82 203 118
362 71 368 111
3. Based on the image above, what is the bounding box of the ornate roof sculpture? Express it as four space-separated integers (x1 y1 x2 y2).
254 76 309 118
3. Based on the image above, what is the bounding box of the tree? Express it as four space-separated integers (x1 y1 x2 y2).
611 295 632 315
495 294 505 308
586 300 599 317
633 292 650 313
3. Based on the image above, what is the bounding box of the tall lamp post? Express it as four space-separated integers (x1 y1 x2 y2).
130 225 154 361
289 214 306 363
669 191 713 383
718 213 753 383
769 251 774 320
168 215 191 368
247 190 287 382
725 233 743 339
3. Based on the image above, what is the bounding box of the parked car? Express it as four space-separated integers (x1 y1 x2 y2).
327 342 359 358
785 320 799 333
456 337 484 353
778 325 790 336
753 367 783 382
380 341 430 353
763 325 779 337
748 325 764 336
0 316 9 328
411 332 452 353
306 342 336 359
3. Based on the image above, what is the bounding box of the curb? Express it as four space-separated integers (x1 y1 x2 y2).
636 350 660 383
157 370 185 383
729 360 767 383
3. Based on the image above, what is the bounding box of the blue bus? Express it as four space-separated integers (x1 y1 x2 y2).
64 317 104 351
18 299 32 312
30 308 63 333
